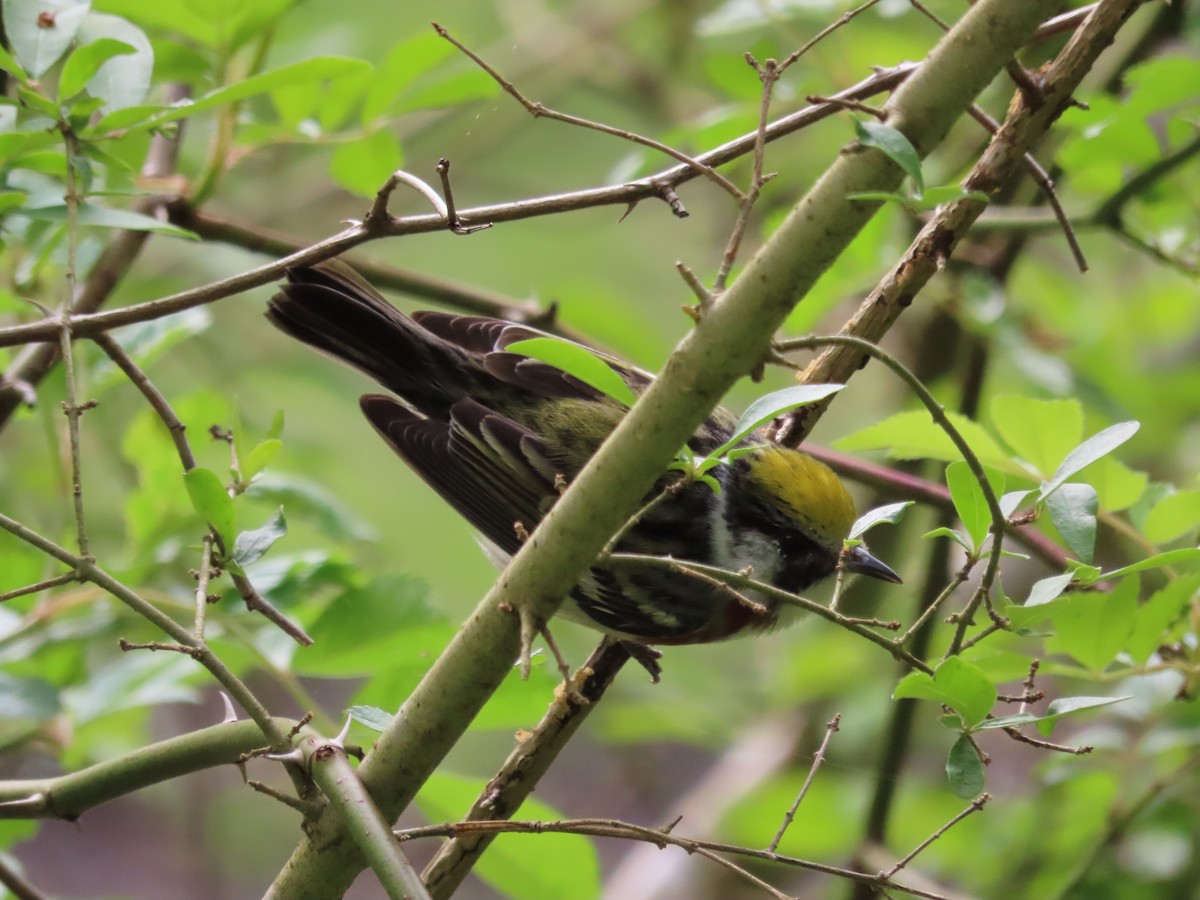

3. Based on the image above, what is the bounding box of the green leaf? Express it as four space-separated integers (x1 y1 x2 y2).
849 501 913 540
1098 549 1200 582
506 337 637 407
946 735 985 799
243 438 283 482
854 120 923 192
93 56 373 132
17 85 61 117
946 461 1003 552
975 696 1128 735
894 656 996 728
4 0 91 78
923 526 973 552
18 203 199 238
0 192 30 214
0 42 30 84
73 13 154 112
57 37 133 101
1144 489 1200 544
1078 456 1147 513
1045 578 1138 672
231 508 286 568
990 395 1082 477
1039 421 1139 501
347 704 393 732
835 410 1019 475
1127 575 1200 664
1027 572 1074 608
1046 483 1098 565
361 30 455 123
183 467 234 542
329 128 404 198
416 772 600 900
1034 696 1130 737
724 384 845 449
266 409 286 441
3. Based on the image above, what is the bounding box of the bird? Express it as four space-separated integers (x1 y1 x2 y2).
266 261 900 651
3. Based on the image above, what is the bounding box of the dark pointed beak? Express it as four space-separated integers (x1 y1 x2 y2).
844 545 903 584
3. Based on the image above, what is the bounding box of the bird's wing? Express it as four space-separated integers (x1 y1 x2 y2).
414 310 653 403
361 395 560 557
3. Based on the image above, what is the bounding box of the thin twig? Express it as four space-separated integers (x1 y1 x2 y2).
421 640 631 897
609 553 931 673
194 534 215 640
91 332 197 469
0 510 293 751
59 131 90 558
768 713 841 852
777 0 885 75
0 854 49 900
435 158 491 235
1002 727 1093 755
884 794 990 878
966 103 1087 272
431 23 744 202
0 572 80 604
402 817 956 900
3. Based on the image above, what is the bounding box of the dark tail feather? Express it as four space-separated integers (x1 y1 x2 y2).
266 262 468 415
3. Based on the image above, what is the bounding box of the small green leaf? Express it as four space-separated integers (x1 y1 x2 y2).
1099 549 1200 581
1034 695 1131 737
1127 575 1200 664
329 127 404 198
849 501 913 540
923 526 974 552
243 438 283 481
347 704 393 732
946 735 985 798
183 467 234 542
0 42 30 84
266 409 285 441
0 192 30 214
991 396 1082 477
1026 572 1074 607
1144 489 1200 544
946 461 1003 552
17 85 60 117
57 37 134 101
724 384 844 449
18 203 199 238
836 410 1018 475
1046 483 1098 564
1045 578 1138 672
1040 421 1140 501
854 120 923 192
974 713 1039 731
74 13 154 112
893 656 996 728
506 337 637 407
231 508 287 568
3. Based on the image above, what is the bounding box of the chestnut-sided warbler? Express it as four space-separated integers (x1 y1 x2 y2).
267 263 899 645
